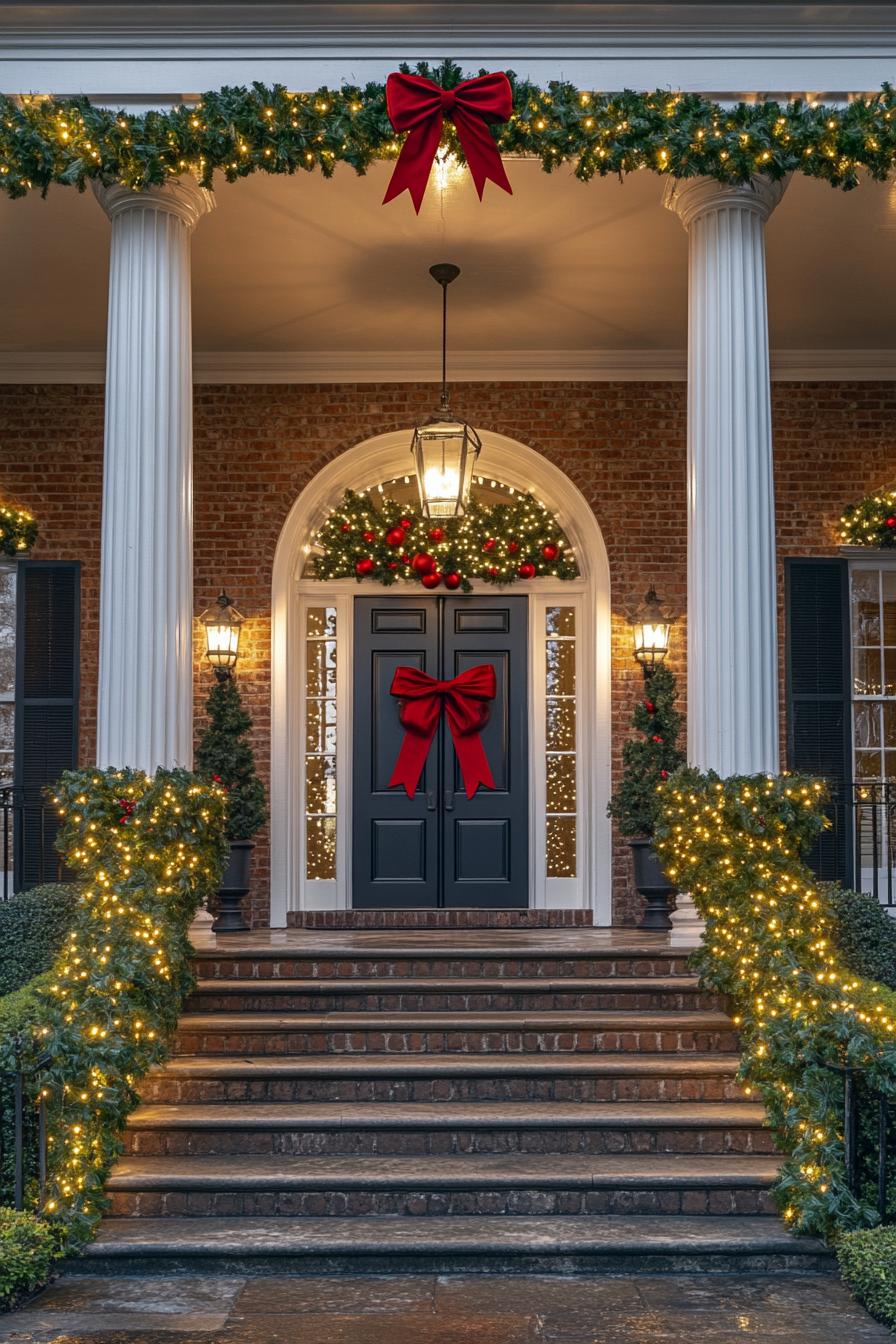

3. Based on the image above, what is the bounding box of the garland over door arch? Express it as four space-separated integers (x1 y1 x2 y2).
269 428 611 925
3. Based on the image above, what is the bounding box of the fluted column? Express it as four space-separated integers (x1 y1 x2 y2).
93 179 214 772
664 175 787 776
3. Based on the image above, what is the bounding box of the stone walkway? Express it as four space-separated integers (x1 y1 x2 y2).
0 1272 889 1343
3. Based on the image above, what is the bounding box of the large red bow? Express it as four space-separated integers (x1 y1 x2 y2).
383 71 514 213
389 664 497 799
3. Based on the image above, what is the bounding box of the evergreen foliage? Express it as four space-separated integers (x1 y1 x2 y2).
837 1226 896 1329
0 1208 63 1310
195 678 267 842
0 885 80 996
829 885 896 990
607 665 685 838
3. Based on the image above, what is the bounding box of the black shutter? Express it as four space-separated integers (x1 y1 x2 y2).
785 557 852 884
14 562 80 890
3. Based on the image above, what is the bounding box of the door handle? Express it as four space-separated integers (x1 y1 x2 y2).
426 789 437 812
444 790 454 812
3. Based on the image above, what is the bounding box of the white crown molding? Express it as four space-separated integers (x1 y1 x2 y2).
1 347 895 384
3 4 896 101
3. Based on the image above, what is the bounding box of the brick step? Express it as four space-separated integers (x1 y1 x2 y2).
192 948 696 983
105 1153 779 1218
77 1214 832 1275
287 911 595 929
185 976 722 1014
173 1011 738 1056
121 1101 773 1157
142 1052 744 1104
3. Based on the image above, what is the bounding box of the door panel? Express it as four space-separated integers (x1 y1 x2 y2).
353 599 440 907
352 593 528 908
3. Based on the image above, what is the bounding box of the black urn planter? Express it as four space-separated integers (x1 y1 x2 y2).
630 837 676 931
211 840 254 934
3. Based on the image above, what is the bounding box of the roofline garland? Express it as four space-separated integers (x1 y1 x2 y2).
2 61 896 200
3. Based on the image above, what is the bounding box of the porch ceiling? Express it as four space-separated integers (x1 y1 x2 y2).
2 159 896 369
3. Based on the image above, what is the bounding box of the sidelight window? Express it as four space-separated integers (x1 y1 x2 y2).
304 605 338 880
545 605 576 877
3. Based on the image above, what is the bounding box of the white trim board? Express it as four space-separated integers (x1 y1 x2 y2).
1 349 895 384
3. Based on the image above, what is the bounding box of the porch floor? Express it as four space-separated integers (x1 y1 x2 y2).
189 926 701 954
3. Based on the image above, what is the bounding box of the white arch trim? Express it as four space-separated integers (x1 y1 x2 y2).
270 428 612 926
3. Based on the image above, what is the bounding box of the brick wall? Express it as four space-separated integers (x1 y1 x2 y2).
2 380 894 924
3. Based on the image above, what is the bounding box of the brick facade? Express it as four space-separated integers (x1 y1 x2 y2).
2 380 894 925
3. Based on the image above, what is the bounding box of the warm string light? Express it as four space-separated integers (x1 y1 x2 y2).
840 488 896 549
0 501 37 556
4 66 896 198
655 767 896 1237
3 767 227 1238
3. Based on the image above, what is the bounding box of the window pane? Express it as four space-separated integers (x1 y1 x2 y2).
855 703 882 750
305 638 337 698
885 649 896 698
0 703 12 778
546 754 576 813
545 606 575 637
306 816 337 880
0 567 14 698
856 750 882 780
305 699 337 754
306 606 337 638
546 640 575 696
306 755 337 814
854 647 882 697
883 572 896 646
852 569 880 646
547 816 576 878
546 698 576 751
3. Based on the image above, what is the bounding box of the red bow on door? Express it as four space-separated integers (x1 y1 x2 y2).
383 71 514 213
388 664 497 799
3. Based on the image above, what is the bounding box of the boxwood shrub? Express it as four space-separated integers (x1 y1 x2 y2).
837 1226 896 1329
0 885 80 996
0 1208 62 1311
828 885 896 991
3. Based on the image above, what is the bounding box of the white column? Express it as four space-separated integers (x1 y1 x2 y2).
664 176 787 777
93 179 214 773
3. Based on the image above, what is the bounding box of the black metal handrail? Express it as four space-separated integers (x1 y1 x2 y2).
807 781 896 906
0 1048 48 1211
0 782 63 901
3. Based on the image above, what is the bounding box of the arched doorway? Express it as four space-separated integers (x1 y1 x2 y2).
270 429 611 925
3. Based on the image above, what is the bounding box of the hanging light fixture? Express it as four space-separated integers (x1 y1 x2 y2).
630 587 675 676
201 591 244 679
410 263 482 519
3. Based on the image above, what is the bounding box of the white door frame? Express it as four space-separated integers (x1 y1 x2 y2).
270 428 612 926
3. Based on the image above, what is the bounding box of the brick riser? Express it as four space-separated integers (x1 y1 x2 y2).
108 1188 776 1219
192 955 695 981
186 988 723 1013
123 1126 774 1159
287 911 595 929
139 1074 744 1105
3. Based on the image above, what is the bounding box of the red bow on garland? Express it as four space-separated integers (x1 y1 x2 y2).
383 71 514 213
388 664 497 799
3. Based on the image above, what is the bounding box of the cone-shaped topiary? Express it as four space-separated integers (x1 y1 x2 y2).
607 664 685 838
195 677 268 841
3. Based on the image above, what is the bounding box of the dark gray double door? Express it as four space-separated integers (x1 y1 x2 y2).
352 595 528 908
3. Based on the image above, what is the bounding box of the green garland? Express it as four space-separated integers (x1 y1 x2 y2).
3 62 896 200
840 487 896 548
0 503 37 557
314 488 578 590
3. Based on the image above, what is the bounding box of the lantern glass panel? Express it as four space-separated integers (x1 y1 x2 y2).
412 419 480 518
633 620 671 666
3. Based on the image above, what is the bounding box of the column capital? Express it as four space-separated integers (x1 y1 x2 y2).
92 176 215 230
662 174 788 230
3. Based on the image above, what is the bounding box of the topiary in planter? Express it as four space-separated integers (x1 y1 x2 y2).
195 678 267 932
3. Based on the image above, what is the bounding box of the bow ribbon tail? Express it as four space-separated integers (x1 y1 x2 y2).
382 111 444 213
452 105 513 200
388 720 437 798
447 717 496 799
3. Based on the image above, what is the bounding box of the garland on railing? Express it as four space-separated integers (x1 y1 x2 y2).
840 488 896 548
0 504 37 557
0 767 228 1242
3 63 896 200
656 768 896 1238
313 488 578 590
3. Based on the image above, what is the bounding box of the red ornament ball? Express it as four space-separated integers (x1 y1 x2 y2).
507 540 520 554
386 527 405 547
887 517 896 529
644 700 655 714
660 769 669 780
652 734 664 744
355 557 375 576
428 527 445 542
542 543 559 561
421 570 442 589
387 561 399 570
488 566 499 578
483 538 496 552
400 517 414 530
518 562 536 579
340 523 351 533
444 572 462 590
411 552 435 575
400 553 411 564
363 530 376 543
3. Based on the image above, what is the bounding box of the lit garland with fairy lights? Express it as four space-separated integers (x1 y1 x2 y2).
3 63 896 200
655 768 896 1238
840 488 896 549
0 503 37 557
0 767 228 1242
313 487 578 590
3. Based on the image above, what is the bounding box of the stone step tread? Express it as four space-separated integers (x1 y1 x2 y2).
108 1153 779 1191
152 1052 743 1078
176 1010 732 1030
85 1214 820 1256
191 933 698 957
192 976 705 993
127 1100 768 1130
